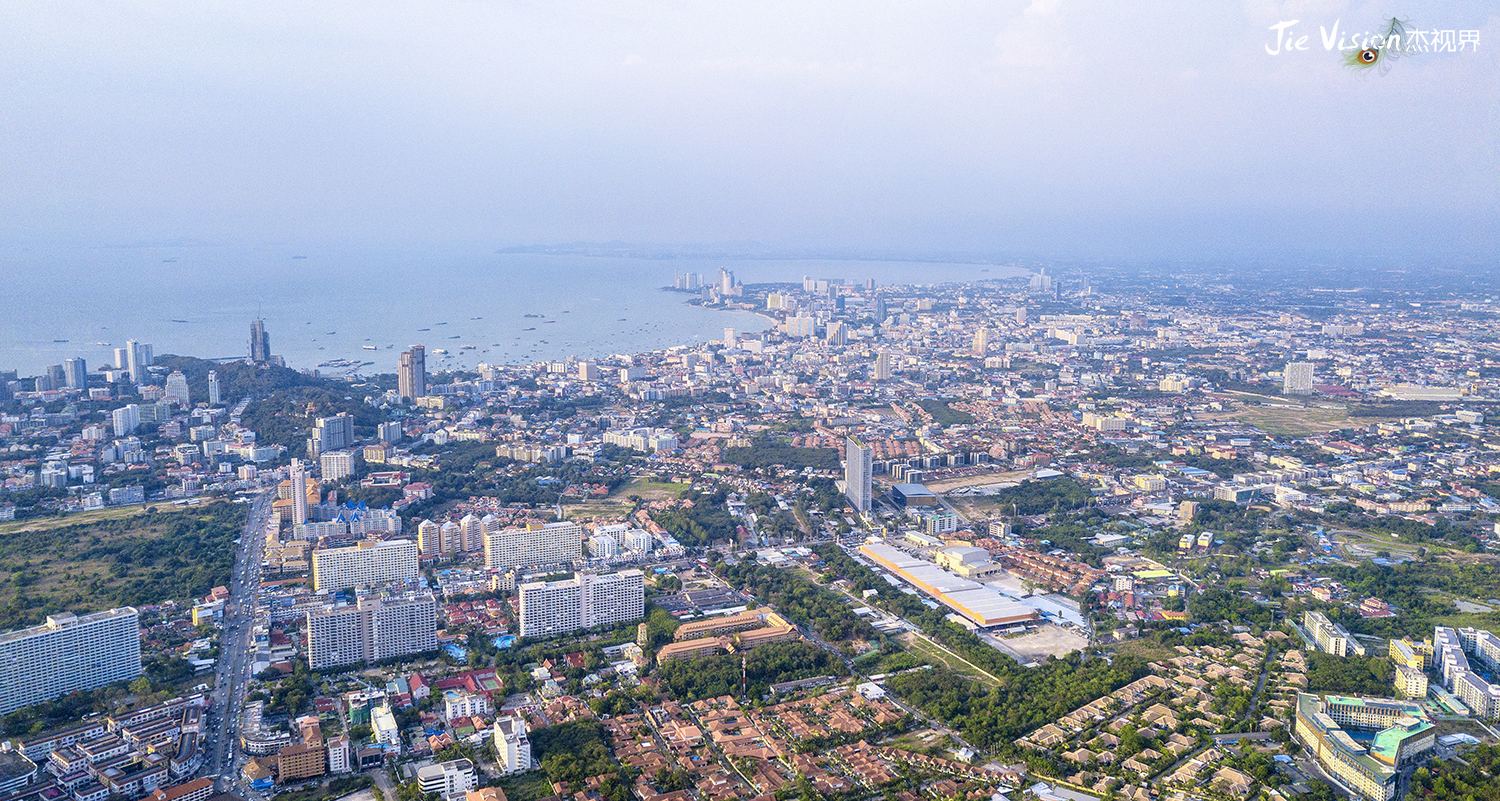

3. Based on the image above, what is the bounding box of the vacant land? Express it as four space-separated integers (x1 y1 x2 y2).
612 477 690 500
899 632 1001 688
926 469 1032 493
986 624 1089 665
0 502 244 626
1209 391 1399 436
1110 637 1183 664
0 503 149 537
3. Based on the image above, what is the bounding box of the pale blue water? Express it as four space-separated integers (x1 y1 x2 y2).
0 245 1021 376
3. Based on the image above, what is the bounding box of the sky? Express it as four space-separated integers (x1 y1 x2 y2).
2 0 1497 261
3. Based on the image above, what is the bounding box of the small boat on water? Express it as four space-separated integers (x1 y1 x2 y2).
362 345 378 350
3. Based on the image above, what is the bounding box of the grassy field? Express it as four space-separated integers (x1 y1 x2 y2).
0 502 243 626
898 632 1000 688
1211 391 1400 436
608 477 690 501
0 504 150 537
1110 637 1182 664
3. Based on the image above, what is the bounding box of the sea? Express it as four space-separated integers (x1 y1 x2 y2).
1 244 1024 377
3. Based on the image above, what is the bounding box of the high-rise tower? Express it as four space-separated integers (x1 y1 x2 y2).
398 346 426 400
250 318 271 363
844 436 873 513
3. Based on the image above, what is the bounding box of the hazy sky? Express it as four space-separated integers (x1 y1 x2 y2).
2 1 1496 260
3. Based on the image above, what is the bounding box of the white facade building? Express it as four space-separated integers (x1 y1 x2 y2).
310 539 419 592
518 571 644 638
0 609 142 715
844 436 872 513
305 592 438 670
493 716 531 775
484 521 583 571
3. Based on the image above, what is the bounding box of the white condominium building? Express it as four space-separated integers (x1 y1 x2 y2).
493 716 531 774
0 609 142 715
416 758 476 798
311 539 419 591
602 427 678 453
305 592 438 670
484 521 583 571
518 570 644 638
1305 610 1365 657
844 436 872 513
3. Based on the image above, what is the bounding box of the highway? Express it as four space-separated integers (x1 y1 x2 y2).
209 490 272 798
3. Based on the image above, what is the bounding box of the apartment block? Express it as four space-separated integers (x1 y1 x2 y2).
416 759 476 797
484 521 583 571
493 717 531 775
311 539 419 591
518 571 644 638
305 593 438 670
1305 610 1365 657
0 609 141 715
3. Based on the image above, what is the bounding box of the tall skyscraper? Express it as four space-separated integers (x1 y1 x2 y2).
114 347 129 370
873 295 888 324
207 370 221 405
291 458 308 525
972 328 989 356
398 346 426 400
164 371 191 406
872 351 892 381
1284 362 1315 395
844 436 873 513
249 318 271 363
0 609 142 715
63 358 87 390
125 340 152 384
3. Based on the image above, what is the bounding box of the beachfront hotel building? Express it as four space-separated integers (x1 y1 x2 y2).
311 539 419 591
0 609 142 715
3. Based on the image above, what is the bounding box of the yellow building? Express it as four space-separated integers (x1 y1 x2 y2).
1388 638 1433 671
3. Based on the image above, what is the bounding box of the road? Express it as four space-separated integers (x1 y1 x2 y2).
209 490 273 798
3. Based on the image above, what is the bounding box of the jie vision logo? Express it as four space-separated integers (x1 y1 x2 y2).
1265 17 1480 75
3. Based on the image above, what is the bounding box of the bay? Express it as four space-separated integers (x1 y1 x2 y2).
0 244 1022 377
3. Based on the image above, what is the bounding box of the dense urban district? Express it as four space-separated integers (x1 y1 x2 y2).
4 267 1500 801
